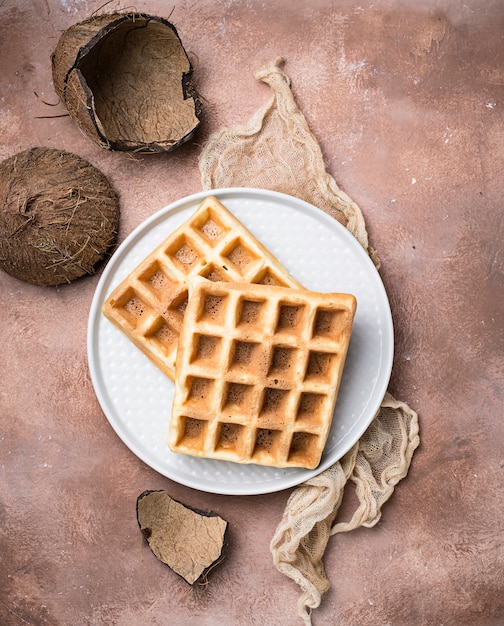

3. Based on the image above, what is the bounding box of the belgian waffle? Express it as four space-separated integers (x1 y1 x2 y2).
169 277 357 469
102 196 302 380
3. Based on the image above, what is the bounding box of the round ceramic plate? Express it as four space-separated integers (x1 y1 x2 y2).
87 188 393 495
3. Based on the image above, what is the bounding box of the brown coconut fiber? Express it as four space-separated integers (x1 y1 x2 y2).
0 147 119 286
51 12 201 153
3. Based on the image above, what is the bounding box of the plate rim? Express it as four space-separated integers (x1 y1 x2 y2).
87 187 394 495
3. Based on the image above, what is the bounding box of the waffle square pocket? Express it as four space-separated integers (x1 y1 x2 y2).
169 278 357 469
102 196 301 380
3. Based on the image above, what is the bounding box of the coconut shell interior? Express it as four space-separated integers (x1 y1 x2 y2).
52 13 201 152
0 147 119 286
136 490 228 585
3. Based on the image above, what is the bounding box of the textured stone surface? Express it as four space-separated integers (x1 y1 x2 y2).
1 1 503 625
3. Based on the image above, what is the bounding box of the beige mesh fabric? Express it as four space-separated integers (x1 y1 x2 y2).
199 58 420 625
200 57 374 263
270 394 420 625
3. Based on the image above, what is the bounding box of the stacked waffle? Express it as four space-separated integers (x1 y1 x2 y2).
102 196 356 469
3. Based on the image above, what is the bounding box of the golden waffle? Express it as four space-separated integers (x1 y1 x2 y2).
102 196 302 380
169 277 357 469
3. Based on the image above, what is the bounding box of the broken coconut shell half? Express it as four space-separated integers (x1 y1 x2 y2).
52 12 201 153
0 147 119 286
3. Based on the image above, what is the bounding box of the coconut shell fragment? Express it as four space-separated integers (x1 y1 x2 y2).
0 147 119 286
52 12 201 152
137 490 228 585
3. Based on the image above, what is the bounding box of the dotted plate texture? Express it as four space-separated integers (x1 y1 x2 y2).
87 188 394 495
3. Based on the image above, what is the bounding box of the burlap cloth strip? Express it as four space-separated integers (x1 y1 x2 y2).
199 58 420 625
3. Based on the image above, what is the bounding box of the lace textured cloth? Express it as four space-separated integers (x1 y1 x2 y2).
199 58 420 625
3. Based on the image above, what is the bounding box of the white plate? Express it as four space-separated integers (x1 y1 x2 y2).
87 188 393 495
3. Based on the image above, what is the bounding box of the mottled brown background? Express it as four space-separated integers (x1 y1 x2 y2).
1 1 503 625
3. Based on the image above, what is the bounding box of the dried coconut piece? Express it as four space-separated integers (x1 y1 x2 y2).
0 147 119 286
136 490 228 585
52 12 201 153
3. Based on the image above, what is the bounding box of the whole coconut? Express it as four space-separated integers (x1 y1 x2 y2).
0 147 119 286
51 12 201 153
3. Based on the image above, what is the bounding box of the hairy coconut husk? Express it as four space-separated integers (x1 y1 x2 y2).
51 12 201 153
0 147 119 286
